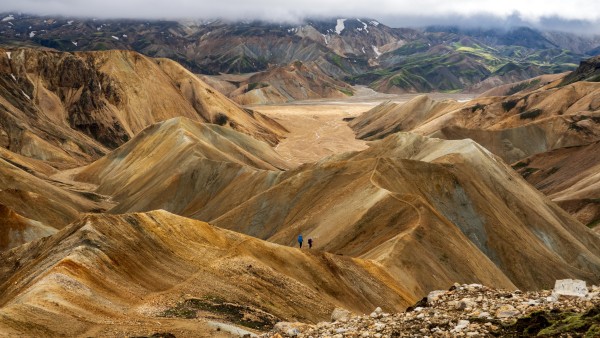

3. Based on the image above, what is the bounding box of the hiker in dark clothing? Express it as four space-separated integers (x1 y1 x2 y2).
298 234 303 248
308 238 313 249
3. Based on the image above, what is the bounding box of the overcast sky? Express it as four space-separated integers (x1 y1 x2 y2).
3 0 600 32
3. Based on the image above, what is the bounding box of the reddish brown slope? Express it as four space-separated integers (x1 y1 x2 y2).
514 141 600 229
213 133 600 293
0 48 286 167
73 117 288 215
69 119 600 295
0 210 412 336
228 61 354 105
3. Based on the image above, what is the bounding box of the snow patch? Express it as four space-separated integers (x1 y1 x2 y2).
21 90 30 100
370 20 379 26
335 19 346 35
372 45 382 57
8 22 13 26
2 15 14 22
6 51 11 59
72 41 78 46
29 31 36 38
111 35 119 40
122 34 127 38
361 47 366 54
10 74 16 81
321 33 330 45
357 19 369 33
67 20 74 25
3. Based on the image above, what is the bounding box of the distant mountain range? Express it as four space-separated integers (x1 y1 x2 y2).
1 13 600 93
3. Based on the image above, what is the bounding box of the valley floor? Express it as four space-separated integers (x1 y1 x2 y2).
250 87 474 166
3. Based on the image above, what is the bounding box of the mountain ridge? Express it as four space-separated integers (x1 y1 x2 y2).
1 13 598 93
0 48 286 168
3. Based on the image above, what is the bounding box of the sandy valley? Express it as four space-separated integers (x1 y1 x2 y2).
251 88 474 166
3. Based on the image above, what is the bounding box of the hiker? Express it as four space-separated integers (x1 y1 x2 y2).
298 234 303 248
308 238 313 249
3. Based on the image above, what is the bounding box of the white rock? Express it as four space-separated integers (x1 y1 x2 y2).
374 323 386 332
552 279 588 298
373 307 382 314
496 304 520 318
453 320 469 332
331 307 351 322
286 328 300 337
455 298 476 311
427 290 446 304
273 322 306 336
467 283 483 290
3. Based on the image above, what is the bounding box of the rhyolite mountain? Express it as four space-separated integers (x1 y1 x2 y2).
350 56 600 231
0 32 599 336
0 48 286 168
1 13 599 93
201 61 355 104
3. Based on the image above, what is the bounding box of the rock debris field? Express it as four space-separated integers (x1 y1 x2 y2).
265 280 600 337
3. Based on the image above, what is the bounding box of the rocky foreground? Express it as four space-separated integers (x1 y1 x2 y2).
265 280 600 337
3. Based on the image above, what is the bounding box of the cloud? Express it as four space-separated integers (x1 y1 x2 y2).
3 0 600 32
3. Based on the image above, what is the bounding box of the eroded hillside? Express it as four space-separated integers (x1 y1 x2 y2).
203 61 355 105
64 118 600 297
0 210 413 336
0 48 286 168
1 39 599 337
350 57 600 232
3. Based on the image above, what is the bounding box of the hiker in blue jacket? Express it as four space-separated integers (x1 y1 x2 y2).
298 234 303 248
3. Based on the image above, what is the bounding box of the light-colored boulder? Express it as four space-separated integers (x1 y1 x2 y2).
272 322 308 336
552 279 588 298
453 319 470 332
495 304 519 318
427 290 447 304
331 307 352 322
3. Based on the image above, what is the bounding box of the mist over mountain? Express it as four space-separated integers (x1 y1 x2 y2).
3 0 600 34
2 13 599 94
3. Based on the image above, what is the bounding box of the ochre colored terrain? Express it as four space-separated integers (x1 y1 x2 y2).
0 48 286 168
1 49 599 337
0 211 412 336
205 61 355 105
